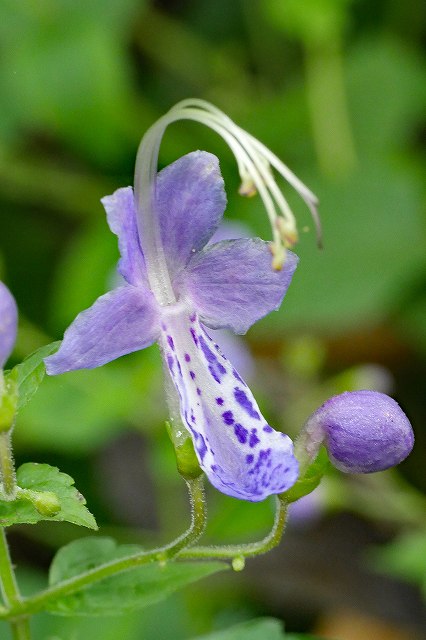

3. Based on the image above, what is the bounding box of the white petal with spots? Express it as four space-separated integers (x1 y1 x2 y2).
159 303 299 501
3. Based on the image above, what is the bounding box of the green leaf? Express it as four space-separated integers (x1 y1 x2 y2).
0 463 97 529
370 531 426 592
47 537 227 616
283 448 329 504
193 619 329 640
193 618 286 640
5 342 60 411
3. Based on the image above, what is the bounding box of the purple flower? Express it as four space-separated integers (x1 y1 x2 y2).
0 282 18 368
45 151 300 501
302 390 414 473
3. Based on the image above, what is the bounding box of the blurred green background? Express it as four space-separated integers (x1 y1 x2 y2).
0 1 425 638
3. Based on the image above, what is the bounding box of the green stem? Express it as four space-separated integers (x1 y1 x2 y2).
0 431 17 500
304 38 357 176
0 529 31 639
0 476 206 620
180 495 288 560
0 486 287 622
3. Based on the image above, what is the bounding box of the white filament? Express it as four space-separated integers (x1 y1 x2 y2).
134 99 320 306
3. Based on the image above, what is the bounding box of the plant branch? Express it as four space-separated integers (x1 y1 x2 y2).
0 528 31 639
180 495 288 561
0 476 206 620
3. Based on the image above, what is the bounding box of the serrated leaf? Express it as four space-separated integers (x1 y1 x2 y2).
283 448 329 504
0 463 97 529
47 537 227 616
5 342 60 410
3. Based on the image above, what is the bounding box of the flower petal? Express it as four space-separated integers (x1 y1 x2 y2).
101 187 147 286
0 282 18 368
180 239 298 334
45 286 159 374
160 306 298 501
156 151 227 277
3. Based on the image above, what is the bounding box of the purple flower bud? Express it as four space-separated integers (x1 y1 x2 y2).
0 282 18 368
305 390 414 473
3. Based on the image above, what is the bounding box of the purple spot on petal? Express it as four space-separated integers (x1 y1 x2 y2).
197 387 202 396
234 423 248 444
190 371 196 380
199 334 216 363
184 353 191 362
167 335 175 351
190 328 198 345
197 434 207 460
208 364 221 383
222 410 234 425
190 313 196 323
216 397 224 405
246 454 254 464
249 429 260 448
167 355 174 371
263 424 273 433
234 387 260 420
199 335 226 383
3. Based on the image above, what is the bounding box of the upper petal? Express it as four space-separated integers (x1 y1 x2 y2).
0 282 18 368
45 285 160 374
101 187 147 286
156 151 227 278
160 306 299 502
180 239 298 334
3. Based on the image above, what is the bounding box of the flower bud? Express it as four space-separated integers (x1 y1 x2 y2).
303 390 414 473
0 282 18 368
32 491 61 517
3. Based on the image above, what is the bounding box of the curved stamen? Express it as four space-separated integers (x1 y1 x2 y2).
134 100 320 304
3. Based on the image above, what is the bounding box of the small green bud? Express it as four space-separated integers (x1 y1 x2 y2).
175 437 203 480
31 491 61 516
232 556 245 572
166 420 203 480
15 487 62 515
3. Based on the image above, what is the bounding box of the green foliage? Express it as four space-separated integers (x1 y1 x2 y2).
17 349 162 453
264 0 352 43
0 0 146 161
5 342 59 411
194 618 286 639
371 531 426 597
0 1 424 636
193 618 328 639
283 448 329 504
47 537 227 616
0 463 97 529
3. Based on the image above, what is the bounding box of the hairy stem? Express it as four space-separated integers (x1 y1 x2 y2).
0 431 17 500
0 529 31 639
0 476 206 620
180 495 288 560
